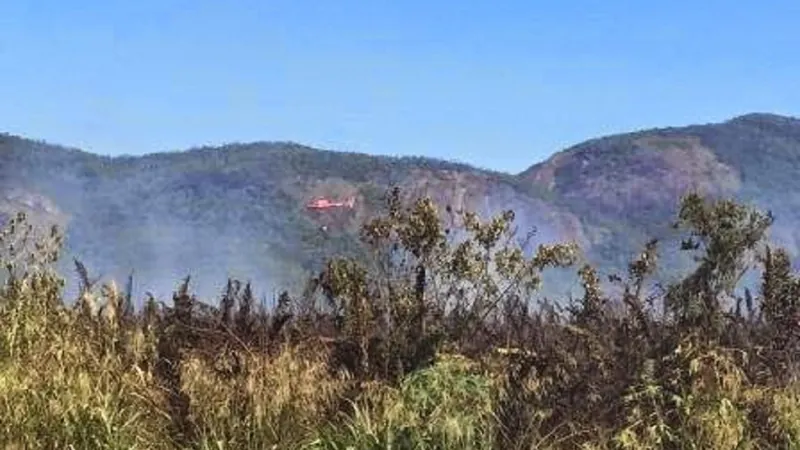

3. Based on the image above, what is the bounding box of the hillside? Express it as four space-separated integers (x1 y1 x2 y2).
0 134 581 301
1 112 799 302
521 112 800 277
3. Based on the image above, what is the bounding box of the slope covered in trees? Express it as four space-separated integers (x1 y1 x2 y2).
2 112 800 301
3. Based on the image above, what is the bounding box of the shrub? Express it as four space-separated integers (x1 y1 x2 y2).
2 189 800 449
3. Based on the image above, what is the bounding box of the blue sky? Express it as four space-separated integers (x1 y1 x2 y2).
0 1 798 173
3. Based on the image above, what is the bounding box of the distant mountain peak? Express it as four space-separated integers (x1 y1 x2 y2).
727 112 800 125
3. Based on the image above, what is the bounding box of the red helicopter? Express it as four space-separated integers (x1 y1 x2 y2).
305 196 356 210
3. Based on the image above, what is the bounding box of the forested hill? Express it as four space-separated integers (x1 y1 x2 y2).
2 112 799 302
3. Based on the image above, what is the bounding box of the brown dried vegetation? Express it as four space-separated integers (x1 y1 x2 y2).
2 187 800 449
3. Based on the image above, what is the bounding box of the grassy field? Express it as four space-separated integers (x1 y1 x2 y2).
2 188 800 449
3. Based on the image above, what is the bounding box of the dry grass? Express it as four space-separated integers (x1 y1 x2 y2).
3 190 800 449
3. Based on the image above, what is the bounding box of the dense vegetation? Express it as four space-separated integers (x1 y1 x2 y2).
4 186 800 449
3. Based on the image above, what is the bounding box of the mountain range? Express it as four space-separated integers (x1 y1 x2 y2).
2 112 799 303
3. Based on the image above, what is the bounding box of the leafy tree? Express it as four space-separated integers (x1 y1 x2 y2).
665 192 773 340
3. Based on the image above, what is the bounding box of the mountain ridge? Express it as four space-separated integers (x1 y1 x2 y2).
2 112 799 302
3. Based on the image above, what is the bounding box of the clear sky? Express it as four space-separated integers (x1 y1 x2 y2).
1 1 798 173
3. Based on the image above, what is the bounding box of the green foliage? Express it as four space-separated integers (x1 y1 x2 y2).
307 354 497 450
666 192 773 338
316 187 578 381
